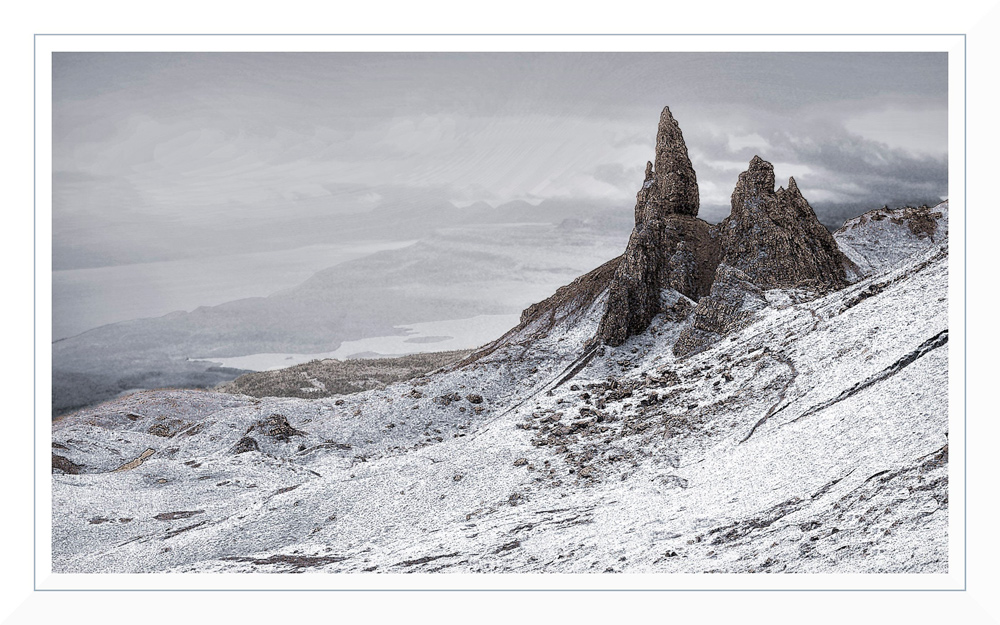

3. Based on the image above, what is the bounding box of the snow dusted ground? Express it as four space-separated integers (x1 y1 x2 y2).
835 200 948 278
51 233 949 575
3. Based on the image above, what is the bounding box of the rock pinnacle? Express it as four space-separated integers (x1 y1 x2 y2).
635 106 700 222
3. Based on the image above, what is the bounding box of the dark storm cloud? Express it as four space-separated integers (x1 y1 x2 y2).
688 120 947 225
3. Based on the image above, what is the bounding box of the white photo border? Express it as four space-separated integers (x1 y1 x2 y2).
33 33 966 593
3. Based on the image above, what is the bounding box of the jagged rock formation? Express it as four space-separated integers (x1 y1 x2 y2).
596 107 721 346
51 234 950 574
595 108 852 354
718 157 852 290
478 107 858 356
51 105 949 576
674 157 855 356
636 106 701 221
673 265 768 358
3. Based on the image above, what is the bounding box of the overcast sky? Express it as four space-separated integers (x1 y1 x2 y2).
53 52 948 269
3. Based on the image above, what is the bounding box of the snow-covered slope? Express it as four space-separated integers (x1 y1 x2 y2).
835 201 948 279
51 236 948 574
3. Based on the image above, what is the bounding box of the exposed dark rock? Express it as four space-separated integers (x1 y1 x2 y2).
896 206 941 239
221 553 348 570
394 552 460 568
52 453 83 474
596 107 722 346
463 108 856 356
434 392 462 406
253 413 305 442
673 265 768 358
147 423 172 437
231 436 260 454
494 540 521 554
670 157 854 355
466 393 484 404
597 216 721 346
154 510 204 521
637 106 701 221
720 158 850 290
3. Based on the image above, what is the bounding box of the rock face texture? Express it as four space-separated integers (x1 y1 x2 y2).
636 106 701 221
719 157 852 291
596 107 721 346
673 157 856 356
673 264 768 358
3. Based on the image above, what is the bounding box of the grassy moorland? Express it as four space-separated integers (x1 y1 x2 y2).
216 350 473 399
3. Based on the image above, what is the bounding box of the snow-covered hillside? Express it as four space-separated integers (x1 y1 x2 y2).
835 201 948 279
51 234 948 574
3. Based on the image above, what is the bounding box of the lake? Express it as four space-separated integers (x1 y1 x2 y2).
52 240 417 340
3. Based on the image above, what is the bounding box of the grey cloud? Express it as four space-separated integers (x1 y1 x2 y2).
590 162 646 191
53 52 949 266
683 115 946 229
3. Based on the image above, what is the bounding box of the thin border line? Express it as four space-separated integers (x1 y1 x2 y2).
33 33 966 36
33 33 38 594
35 34 965 593
34 588 963 592
962 32 968 592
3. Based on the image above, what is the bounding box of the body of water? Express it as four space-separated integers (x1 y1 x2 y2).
52 240 417 340
190 313 521 371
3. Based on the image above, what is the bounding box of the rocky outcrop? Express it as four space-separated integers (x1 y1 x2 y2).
596 107 721 346
469 107 858 357
251 413 305 442
635 106 701 221
671 157 854 356
52 453 84 475
834 201 948 278
231 436 260 455
719 157 851 290
673 264 768 358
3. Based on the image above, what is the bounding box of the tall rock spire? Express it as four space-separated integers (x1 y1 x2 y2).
597 107 720 346
730 155 775 216
634 106 701 223
462 106 878 365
